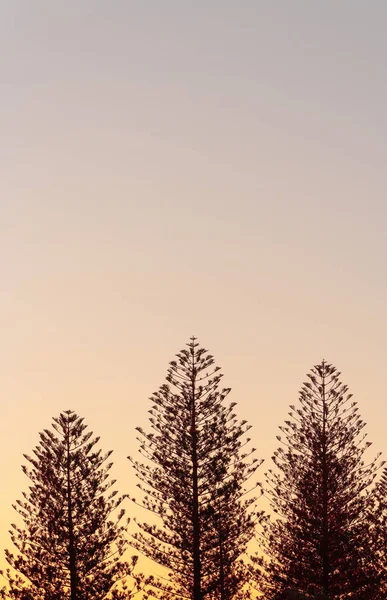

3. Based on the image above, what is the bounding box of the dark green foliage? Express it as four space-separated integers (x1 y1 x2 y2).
255 361 384 599
129 338 262 600
2 411 139 600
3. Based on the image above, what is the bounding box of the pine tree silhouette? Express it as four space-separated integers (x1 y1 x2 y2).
129 337 262 600
254 361 384 599
2 410 140 600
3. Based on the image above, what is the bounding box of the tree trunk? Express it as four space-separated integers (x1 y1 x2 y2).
321 367 329 597
218 529 226 600
191 354 202 600
66 421 77 600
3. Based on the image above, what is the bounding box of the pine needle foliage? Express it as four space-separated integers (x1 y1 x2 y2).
129 337 262 600
374 466 387 596
255 361 384 600
2 410 139 600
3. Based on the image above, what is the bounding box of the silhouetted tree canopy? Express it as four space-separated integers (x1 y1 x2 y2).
375 466 387 596
254 361 385 600
129 337 262 600
2 410 139 600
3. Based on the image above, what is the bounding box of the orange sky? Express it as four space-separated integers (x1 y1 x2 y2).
1 0 387 582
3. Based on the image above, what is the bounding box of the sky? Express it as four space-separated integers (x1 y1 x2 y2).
1 0 387 580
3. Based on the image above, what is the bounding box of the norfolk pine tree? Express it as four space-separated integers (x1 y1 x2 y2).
254 361 384 600
374 467 387 595
2 410 140 600
128 338 262 600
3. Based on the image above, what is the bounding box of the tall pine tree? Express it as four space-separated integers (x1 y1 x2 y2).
2 410 139 600
254 361 384 600
129 337 262 600
375 467 387 596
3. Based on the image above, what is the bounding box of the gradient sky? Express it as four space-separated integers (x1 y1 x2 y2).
1 0 387 579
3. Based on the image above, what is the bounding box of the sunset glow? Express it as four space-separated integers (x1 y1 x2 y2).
1 2 387 593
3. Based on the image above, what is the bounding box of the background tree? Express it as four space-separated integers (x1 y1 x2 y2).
1 410 139 600
374 467 387 595
129 337 262 600
254 361 384 600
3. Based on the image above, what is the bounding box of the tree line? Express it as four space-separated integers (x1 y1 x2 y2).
1 337 386 600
